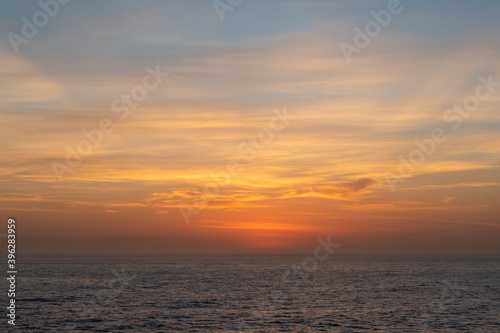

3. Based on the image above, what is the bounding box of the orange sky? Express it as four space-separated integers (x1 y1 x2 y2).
1 0 499 255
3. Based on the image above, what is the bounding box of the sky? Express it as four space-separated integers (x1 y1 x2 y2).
1 0 499 255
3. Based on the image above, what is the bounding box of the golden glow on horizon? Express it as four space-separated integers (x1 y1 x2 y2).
1 2 500 255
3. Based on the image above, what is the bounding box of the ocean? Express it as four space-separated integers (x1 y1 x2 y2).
6 255 499 332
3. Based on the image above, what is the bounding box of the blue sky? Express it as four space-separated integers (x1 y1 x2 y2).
1 0 499 254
